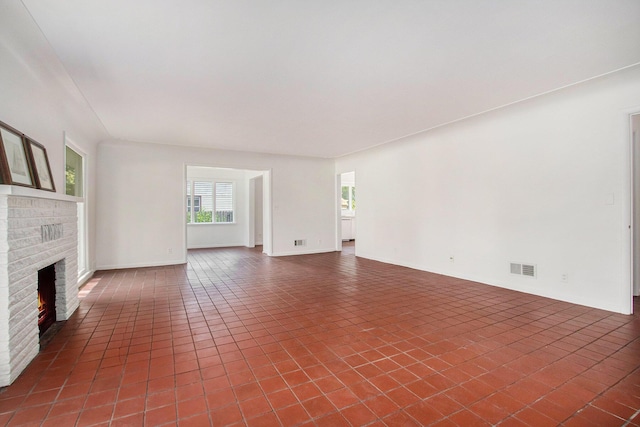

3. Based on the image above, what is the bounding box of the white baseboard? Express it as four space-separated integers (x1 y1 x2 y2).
271 248 336 257
96 259 187 270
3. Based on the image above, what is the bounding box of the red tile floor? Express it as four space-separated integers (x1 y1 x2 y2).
1 243 640 426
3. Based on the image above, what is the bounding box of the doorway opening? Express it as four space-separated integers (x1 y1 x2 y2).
631 113 640 312
185 166 271 254
339 171 356 250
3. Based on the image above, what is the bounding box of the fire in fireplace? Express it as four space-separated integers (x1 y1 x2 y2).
37 264 56 336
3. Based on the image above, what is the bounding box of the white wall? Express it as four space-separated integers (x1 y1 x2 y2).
337 65 640 314
96 141 336 269
0 1 107 280
187 166 249 249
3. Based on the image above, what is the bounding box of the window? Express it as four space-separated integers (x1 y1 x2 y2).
186 183 202 222
65 146 83 197
186 180 234 223
65 144 87 278
186 195 202 223
341 185 355 212
215 182 233 223
190 196 201 212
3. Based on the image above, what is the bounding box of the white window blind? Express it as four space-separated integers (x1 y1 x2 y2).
215 182 233 223
194 181 213 222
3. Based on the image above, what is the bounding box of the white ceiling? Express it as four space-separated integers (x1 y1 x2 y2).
21 0 640 158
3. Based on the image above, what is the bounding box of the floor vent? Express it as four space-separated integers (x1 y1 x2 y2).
511 262 536 278
294 239 306 246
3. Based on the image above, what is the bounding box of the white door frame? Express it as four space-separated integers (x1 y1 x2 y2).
630 111 640 310
183 165 273 256
335 173 343 251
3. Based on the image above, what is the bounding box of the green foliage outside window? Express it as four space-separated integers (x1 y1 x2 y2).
196 210 213 223
65 165 76 196
65 146 83 197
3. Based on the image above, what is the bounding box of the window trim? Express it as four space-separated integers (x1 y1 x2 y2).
64 138 89 281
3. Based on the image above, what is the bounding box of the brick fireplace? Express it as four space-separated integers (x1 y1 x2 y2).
0 187 78 387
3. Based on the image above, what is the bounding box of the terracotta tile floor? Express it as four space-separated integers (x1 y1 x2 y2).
1 243 640 426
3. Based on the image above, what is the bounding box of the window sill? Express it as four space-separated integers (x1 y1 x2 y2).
187 222 237 226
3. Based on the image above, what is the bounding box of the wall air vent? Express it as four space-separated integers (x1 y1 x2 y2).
294 239 306 246
511 262 536 278
510 263 522 275
522 264 536 277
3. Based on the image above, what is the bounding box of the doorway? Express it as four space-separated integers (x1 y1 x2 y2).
248 174 264 248
185 166 271 254
339 171 356 248
632 113 640 305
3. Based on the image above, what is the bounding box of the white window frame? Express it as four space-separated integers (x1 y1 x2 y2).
186 180 235 224
186 194 202 212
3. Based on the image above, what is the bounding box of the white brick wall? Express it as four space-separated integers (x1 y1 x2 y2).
0 194 78 387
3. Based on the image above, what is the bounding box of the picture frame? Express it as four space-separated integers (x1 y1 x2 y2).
26 139 56 192
0 123 35 187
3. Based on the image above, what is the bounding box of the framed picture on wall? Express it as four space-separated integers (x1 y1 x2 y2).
0 123 34 187
27 139 55 191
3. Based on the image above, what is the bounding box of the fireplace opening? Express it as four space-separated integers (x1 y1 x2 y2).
37 264 57 337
